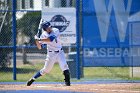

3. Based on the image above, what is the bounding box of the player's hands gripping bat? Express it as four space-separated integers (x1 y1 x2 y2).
34 35 42 50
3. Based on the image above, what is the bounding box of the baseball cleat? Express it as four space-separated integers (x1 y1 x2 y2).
26 78 35 86
65 82 71 86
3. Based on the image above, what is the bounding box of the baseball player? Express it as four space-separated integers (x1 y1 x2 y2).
26 21 71 86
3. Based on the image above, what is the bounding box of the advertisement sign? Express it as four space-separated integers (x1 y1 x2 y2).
42 8 76 44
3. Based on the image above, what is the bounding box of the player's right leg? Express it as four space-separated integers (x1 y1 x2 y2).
26 71 42 86
27 57 55 86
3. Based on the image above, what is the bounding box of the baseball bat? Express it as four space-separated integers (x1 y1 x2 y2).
36 19 43 38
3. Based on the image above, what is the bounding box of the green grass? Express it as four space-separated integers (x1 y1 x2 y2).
84 67 130 80
0 63 140 82
0 63 65 82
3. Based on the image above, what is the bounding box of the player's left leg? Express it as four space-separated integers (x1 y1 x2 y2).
63 69 70 86
57 50 71 86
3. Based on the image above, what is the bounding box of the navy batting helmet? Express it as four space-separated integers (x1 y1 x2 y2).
41 21 51 31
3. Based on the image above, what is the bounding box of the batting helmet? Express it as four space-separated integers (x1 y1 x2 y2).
41 21 51 31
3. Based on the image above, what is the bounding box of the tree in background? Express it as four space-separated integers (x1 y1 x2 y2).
17 12 41 45
0 0 12 68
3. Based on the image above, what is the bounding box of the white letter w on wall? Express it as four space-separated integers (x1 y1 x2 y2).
93 0 132 42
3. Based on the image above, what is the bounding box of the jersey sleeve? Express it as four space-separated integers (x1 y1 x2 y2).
40 32 49 39
53 28 60 37
49 28 60 42
39 32 49 44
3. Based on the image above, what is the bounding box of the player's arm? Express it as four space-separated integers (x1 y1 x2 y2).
38 35 56 42
34 35 55 49
35 39 42 49
34 35 42 49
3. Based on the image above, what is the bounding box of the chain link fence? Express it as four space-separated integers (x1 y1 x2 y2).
0 0 77 82
0 0 13 81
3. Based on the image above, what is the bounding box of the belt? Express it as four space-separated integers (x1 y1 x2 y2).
49 48 62 53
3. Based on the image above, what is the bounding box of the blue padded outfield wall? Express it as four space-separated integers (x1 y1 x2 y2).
82 0 140 67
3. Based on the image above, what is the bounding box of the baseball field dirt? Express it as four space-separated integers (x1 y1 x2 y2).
0 82 140 93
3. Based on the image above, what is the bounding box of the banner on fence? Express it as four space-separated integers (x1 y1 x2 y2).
42 8 76 44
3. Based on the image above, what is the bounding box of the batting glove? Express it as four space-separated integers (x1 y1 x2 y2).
34 35 39 39
34 35 42 41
